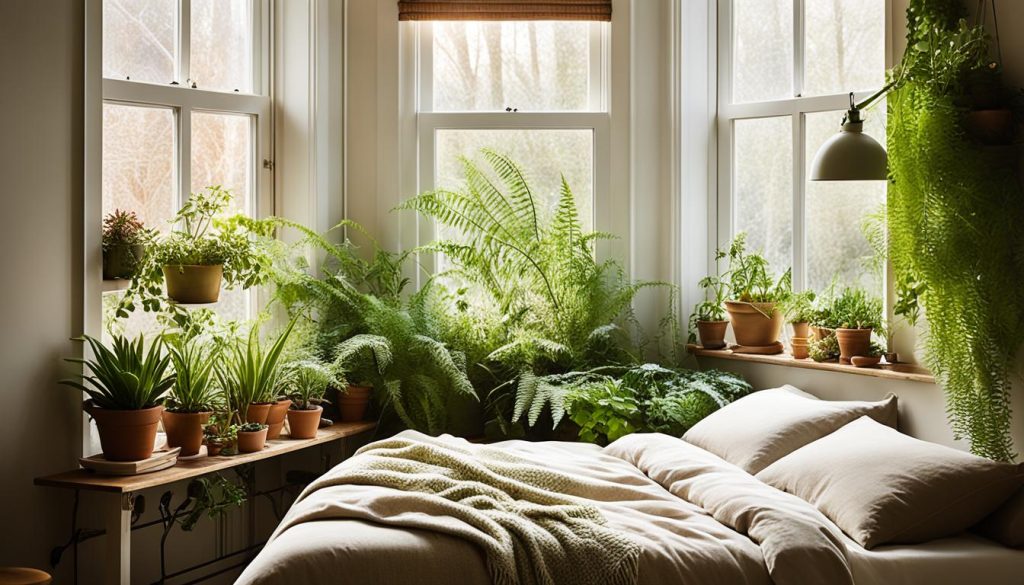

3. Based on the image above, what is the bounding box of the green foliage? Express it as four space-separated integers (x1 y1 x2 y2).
102 210 153 249
812 287 882 330
266 220 477 435
163 333 220 413
566 379 643 444
723 233 792 304
783 290 817 324
61 334 175 410
809 334 840 363
117 186 276 318
180 475 246 532
215 319 296 424
888 0 1024 460
238 422 267 432
687 251 729 343
282 360 336 410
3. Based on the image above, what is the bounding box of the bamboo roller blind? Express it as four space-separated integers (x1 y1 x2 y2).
398 0 612 21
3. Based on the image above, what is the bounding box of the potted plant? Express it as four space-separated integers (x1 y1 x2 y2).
784 289 816 339
331 340 380 423
721 233 791 348
827 287 883 364
808 334 840 363
118 186 274 312
283 360 335 439
216 319 296 427
236 422 268 453
61 334 175 461
688 250 730 349
202 417 236 456
964 63 1019 146
102 210 152 280
162 335 219 456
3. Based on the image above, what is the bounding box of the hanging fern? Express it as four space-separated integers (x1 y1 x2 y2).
888 0 1024 461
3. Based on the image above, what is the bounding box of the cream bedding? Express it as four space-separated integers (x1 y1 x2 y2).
235 432 1023 585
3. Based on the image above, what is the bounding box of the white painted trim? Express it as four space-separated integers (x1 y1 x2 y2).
84 0 103 458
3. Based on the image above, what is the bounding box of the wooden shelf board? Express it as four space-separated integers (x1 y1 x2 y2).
688 345 935 384
35 421 377 494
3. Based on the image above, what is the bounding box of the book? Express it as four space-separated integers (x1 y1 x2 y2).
79 447 181 476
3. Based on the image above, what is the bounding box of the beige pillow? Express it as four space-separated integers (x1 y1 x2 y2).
975 487 1024 548
757 416 1024 549
682 385 898 474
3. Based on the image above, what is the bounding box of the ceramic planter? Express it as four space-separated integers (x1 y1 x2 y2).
339 385 373 422
791 321 810 339
724 301 783 347
237 427 268 453
85 401 164 462
696 320 728 349
790 342 810 360
162 264 223 304
836 328 872 364
161 410 211 457
851 355 881 368
207 443 224 456
265 399 292 440
286 406 323 439
245 402 272 425
102 243 146 280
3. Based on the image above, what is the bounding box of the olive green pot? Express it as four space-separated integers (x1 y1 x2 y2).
103 243 146 280
163 264 223 304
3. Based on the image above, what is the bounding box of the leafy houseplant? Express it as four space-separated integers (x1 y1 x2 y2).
161 334 220 456
202 416 237 456
102 210 152 280
61 334 175 461
283 360 335 439
784 290 816 339
688 249 730 349
813 287 882 364
808 334 840 363
216 319 296 427
236 421 268 453
118 186 274 312
720 233 792 349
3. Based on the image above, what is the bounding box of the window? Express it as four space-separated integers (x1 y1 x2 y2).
718 0 887 294
413 20 609 255
100 0 270 337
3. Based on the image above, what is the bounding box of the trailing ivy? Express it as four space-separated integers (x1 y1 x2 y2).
888 0 1024 460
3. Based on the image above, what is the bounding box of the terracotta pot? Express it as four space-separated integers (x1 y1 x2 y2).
85 402 164 462
965 109 1016 145
884 352 898 364
836 328 872 364
103 243 146 280
725 301 783 347
791 321 810 339
245 402 272 424
851 355 881 368
162 264 223 304
696 320 729 349
339 385 372 422
207 443 224 456
237 428 268 453
790 336 810 345
161 410 211 456
791 343 810 360
265 399 292 440
811 326 834 341
286 406 323 439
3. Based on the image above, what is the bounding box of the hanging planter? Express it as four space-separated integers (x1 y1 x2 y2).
163 264 223 304
102 210 153 281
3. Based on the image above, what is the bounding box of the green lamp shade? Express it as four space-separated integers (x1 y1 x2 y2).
809 121 888 181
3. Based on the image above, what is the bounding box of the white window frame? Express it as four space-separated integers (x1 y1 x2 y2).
715 0 892 292
404 21 614 279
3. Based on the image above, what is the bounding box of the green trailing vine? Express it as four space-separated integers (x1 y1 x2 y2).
888 0 1024 461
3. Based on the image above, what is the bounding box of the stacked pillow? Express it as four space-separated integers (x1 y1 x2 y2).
684 385 1024 549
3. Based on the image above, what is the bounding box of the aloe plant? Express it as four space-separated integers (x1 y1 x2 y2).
61 334 175 410
216 319 297 424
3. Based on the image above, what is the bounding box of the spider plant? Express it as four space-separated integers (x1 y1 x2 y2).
164 334 220 413
61 334 175 410
216 319 297 424
282 360 337 410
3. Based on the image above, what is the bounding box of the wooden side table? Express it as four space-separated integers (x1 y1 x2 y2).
35 422 376 585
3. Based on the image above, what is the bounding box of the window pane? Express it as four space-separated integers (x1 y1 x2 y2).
103 0 177 83
191 111 252 214
432 22 592 112
102 103 176 232
805 108 886 293
733 117 793 274
732 0 793 103
803 0 886 96
191 0 253 93
435 130 594 231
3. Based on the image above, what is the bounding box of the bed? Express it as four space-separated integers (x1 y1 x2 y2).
236 388 1024 585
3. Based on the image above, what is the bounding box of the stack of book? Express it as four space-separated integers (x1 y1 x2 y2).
79 447 181 475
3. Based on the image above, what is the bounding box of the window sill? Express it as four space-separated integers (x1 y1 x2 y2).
687 345 935 384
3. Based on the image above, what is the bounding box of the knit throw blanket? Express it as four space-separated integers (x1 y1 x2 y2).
284 431 640 585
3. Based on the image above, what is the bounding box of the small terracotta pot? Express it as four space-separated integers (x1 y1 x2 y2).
884 352 898 364
103 243 146 280
85 402 164 462
161 410 211 456
725 301 783 347
237 428 268 453
265 399 292 440
965 109 1016 145
207 443 224 456
836 328 872 364
245 403 272 425
696 320 728 349
790 336 810 345
339 385 372 422
811 326 834 341
287 406 323 439
791 321 810 339
163 264 223 304
791 343 810 360
851 355 881 368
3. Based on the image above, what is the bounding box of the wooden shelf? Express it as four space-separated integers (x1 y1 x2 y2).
35 421 377 494
688 345 935 384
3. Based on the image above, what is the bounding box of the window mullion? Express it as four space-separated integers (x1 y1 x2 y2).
179 0 191 85
793 0 804 98
178 107 192 208
792 112 806 292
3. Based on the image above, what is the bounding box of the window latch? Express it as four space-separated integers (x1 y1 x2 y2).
263 159 274 171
